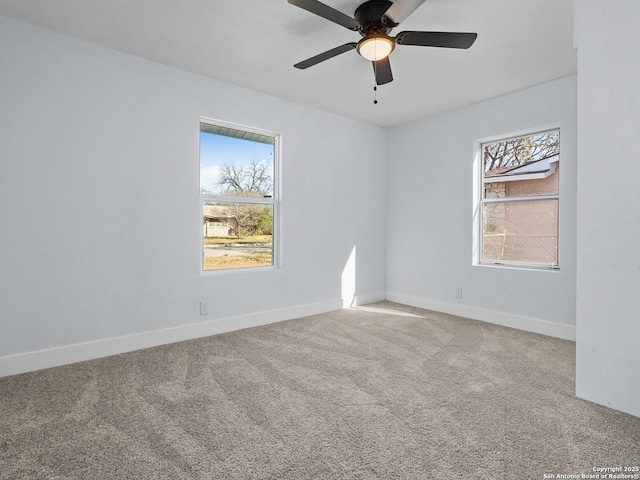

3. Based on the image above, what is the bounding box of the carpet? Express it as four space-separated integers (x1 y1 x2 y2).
1 301 638 479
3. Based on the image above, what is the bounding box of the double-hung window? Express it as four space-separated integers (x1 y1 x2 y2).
478 128 560 269
199 119 279 272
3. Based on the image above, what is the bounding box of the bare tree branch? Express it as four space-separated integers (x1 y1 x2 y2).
218 158 273 197
483 131 559 172
216 159 274 238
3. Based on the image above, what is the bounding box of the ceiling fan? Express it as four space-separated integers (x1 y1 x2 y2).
288 0 477 85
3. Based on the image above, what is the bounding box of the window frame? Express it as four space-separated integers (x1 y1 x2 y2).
199 118 281 274
473 126 561 271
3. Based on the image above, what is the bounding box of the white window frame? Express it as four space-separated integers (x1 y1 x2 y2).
473 125 560 271
199 118 281 274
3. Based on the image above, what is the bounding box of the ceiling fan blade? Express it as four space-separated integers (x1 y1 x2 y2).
294 43 358 69
288 0 359 30
373 57 393 85
396 31 478 49
383 0 427 25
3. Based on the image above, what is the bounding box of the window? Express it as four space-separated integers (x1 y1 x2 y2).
478 129 560 269
200 120 279 271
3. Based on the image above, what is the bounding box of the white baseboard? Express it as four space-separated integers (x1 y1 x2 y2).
0 297 350 378
0 290 573 378
386 292 576 341
352 290 386 307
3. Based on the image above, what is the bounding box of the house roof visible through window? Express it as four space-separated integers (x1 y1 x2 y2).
200 123 274 145
484 154 559 183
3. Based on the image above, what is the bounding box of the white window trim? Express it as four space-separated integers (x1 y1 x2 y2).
472 124 561 272
199 117 281 275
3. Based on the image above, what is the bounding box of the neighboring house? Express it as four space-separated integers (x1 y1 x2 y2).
484 154 559 194
203 205 234 237
483 154 559 264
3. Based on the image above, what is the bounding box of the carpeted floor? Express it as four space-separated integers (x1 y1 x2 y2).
1 301 638 479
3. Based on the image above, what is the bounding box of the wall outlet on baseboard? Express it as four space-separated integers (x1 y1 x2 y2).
455 287 463 299
200 301 209 315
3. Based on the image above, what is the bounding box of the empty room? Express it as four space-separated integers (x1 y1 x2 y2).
0 1 638 478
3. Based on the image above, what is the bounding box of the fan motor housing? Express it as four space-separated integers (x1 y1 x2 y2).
355 0 394 35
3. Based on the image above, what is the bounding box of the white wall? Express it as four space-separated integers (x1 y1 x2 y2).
0 16 386 374
386 76 577 339
575 0 640 417
1 4 638 420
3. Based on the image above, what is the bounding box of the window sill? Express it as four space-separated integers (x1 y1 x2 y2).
475 262 560 272
200 264 280 277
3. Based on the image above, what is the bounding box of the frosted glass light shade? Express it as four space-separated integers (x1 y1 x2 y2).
357 36 395 61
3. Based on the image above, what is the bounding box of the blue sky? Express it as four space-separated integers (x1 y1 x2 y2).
200 131 274 195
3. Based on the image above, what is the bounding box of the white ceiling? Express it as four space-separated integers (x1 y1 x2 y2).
0 0 577 128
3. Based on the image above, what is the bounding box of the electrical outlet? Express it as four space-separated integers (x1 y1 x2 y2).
455 287 463 299
200 301 209 315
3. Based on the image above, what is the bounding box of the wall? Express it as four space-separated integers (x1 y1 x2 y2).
386 76 577 340
0 16 386 375
575 0 640 417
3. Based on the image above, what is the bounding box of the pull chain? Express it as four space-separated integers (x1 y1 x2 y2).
373 60 379 105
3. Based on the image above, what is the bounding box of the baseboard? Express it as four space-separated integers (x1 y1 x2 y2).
386 292 576 341
575 386 640 419
1 290 571 378
0 297 353 378
352 290 386 307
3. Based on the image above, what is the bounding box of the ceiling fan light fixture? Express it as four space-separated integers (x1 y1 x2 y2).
357 35 395 61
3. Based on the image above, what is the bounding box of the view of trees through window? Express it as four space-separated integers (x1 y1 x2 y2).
483 130 559 172
200 122 277 271
481 129 560 267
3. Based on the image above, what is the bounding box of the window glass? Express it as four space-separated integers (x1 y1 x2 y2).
482 199 558 266
479 129 560 268
200 121 278 271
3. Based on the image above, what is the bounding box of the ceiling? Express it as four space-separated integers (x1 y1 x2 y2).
0 0 576 128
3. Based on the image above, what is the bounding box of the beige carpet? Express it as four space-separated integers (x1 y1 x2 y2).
1 302 638 479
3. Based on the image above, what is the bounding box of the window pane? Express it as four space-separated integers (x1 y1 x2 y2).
482 199 558 265
483 130 559 199
484 162 559 199
199 120 278 272
482 130 559 173
200 128 274 197
203 202 273 271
